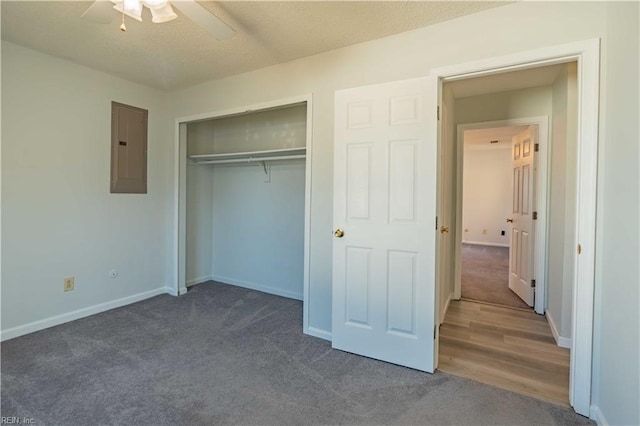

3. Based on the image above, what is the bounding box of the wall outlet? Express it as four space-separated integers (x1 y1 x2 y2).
63 277 75 292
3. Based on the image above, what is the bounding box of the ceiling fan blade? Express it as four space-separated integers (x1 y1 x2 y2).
81 0 117 24
172 0 236 40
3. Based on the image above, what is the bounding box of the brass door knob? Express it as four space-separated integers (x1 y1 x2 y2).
506 218 514 223
440 226 449 234
334 228 345 238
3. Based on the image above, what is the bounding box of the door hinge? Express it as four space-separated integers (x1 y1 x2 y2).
531 279 536 288
434 324 437 339
532 211 538 220
435 216 438 230
577 244 582 254
437 106 440 120
534 143 539 152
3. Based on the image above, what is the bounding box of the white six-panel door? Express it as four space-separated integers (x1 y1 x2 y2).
508 126 536 306
332 77 439 372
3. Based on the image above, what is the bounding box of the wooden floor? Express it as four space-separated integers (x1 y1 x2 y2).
439 300 570 406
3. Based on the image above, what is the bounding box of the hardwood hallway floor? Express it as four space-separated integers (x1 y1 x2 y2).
439 300 570 406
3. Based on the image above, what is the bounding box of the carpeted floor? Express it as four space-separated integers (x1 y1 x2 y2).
1 282 591 425
461 243 530 309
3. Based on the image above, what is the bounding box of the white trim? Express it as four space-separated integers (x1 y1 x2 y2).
462 241 510 248
546 312 572 349
453 116 549 317
590 405 609 426
0 287 169 341
172 93 314 332
440 292 452 325
431 38 600 417
302 97 314 339
166 285 181 297
186 275 213 287
306 326 332 341
211 276 303 301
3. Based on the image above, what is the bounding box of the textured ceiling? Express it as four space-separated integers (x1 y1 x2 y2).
1 1 505 90
464 125 528 148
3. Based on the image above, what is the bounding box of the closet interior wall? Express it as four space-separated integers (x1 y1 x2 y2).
185 104 307 300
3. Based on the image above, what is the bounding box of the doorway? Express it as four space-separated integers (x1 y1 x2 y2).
173 94 314 333
326 37 598 417
437 60 581 408
460 125 532 309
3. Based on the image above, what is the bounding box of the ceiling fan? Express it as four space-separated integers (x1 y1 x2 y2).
81 0 236 40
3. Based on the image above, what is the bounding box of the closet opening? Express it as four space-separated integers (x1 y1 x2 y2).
174 96 313 330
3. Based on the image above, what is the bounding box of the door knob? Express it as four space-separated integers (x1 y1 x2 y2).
440 226 449 234
506 218 514 223
334 228 345 238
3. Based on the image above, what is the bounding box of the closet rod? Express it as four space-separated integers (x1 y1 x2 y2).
197 154 306 165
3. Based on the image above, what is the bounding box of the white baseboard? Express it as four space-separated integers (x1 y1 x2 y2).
186 275 213 287
440 292 452 324
590 405 609 426
546 311 572 349
462 240 510 248
165 286 183 296
0 286 169 342
211 275 303 301
306 326 332 341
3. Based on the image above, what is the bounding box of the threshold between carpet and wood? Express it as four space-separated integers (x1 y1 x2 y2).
1 282 589 425
461 243 530 309
439 300 571 407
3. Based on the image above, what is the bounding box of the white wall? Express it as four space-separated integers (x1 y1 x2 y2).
591 3 640 425
455 86 553 125
548 63 578 340
184 106 307 298
1 42 172 338
211 162 306 300
185 166 214 286
462 146 512 246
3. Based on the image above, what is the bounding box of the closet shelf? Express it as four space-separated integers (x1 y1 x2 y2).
190 147 306 165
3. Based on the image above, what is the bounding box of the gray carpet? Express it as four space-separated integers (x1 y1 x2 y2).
461 243 530 309
1 282 591 425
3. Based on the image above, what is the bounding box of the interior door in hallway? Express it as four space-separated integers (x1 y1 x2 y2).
509 126 537 306
332 76 439 372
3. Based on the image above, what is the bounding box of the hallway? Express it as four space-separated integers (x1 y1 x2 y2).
460 243 529 309
439 300 570 406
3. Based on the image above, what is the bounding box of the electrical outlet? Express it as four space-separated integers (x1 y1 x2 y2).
64 277 75 292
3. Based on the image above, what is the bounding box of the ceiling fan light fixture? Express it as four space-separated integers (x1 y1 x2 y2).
112 0 143 22
149 3 178 23
143 0 169 9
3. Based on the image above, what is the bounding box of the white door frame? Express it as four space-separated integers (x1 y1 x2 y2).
430 38 600 417
171 94 314 334
454 117 549 316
